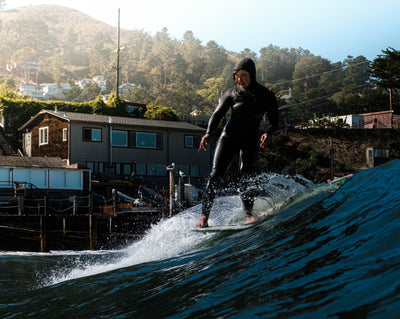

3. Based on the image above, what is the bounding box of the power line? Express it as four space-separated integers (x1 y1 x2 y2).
271 60 370 88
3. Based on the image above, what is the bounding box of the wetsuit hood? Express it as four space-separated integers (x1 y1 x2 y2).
233 58 257 83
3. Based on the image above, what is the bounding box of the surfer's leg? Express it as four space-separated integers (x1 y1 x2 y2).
197 137 236 227
239 141 259 221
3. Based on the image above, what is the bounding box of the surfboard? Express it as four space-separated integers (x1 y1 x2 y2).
193 211 274 233
194 223 253 232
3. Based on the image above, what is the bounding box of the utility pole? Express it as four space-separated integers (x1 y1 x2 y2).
115 8 121 100
330 138 334 181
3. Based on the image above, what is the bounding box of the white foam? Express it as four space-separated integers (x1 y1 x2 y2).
46 173 312 285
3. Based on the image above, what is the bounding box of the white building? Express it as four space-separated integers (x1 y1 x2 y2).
18 84 43 99
338 115 364 128
77 76 107 92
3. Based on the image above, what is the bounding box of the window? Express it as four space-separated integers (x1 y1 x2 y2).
190 165 199 177
156 165 166 176
129 132 162 149
148 164 156 176
185 135 200 148
86 162 94 173
115 163 121 175
98 162 105 173
25 133 32 157
136 164 146 175
39 127 49 145
62 128 68 141
83 128 101 142
112 130 128 147
122 164 131 175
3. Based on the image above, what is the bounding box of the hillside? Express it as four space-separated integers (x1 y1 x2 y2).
0 5 119 44
260 128 400 183
0 5 141 89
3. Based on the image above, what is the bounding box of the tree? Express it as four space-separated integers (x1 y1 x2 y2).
292 56 332 93
369 47 400 90
0 81 21 99
258 45 311 87
144 104 179 121
343 55 370 88
82 83 102 101
64 86 84 102
286 56 333 122
181 31 205 86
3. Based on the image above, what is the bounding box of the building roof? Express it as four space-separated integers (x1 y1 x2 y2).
0 156 73 168
19 109 206 132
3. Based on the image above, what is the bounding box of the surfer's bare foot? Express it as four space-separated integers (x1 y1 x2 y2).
196 215 209 228
245 214 259 224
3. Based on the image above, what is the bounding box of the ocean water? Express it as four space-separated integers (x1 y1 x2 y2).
1 160 400 318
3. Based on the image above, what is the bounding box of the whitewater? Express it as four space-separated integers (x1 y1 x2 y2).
1 160 400 318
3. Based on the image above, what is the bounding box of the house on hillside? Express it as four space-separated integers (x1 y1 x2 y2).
41 83 71 100
76 76 107 92
359 110 400 129
19 110 211 189
338 115 364 128
313 111 400 129
18 84 43 100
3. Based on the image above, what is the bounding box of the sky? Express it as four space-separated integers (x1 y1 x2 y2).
5 0 400 63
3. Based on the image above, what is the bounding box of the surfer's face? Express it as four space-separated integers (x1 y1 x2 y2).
234 70 251 89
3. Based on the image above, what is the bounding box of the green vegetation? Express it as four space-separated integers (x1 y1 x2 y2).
0 95 174 149
1 5 400 181
259 129 400 183
0 5 398 127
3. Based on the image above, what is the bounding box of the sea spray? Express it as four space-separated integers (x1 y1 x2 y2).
46 173 311 286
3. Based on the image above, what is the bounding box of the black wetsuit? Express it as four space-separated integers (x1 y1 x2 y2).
202 58 279 217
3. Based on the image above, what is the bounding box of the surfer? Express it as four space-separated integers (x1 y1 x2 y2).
196 57 279 228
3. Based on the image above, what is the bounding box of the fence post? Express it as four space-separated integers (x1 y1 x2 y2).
112 189 118 215
166 164 175 218
73 195 78 216
89 214 97 250
88 194 92 214
18 196 24 216
44 196 48 216
40 216 47 252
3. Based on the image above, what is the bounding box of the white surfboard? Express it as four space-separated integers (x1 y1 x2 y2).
193 223 253 232
193 210 274 233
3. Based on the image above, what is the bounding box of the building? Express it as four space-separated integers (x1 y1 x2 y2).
77 76 107 92
41 83 71 100
338 114 364 128
360 110 400 129
313 111 400 129
18 84 43 99
18 83 72 101
0 156 90 195
19 110 211 189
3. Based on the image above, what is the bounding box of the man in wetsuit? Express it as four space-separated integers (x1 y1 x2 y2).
196 57 279 228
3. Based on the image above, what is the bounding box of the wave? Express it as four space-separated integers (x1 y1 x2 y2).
2 161 400 318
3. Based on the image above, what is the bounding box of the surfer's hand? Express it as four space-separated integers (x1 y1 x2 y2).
260 133 271 148
199 134 210 151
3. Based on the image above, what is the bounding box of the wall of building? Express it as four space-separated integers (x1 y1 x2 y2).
28 114 69 158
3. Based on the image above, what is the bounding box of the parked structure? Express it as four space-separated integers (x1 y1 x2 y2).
19 110 211 189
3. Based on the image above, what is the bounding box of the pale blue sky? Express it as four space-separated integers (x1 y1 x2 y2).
6 0 400 62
